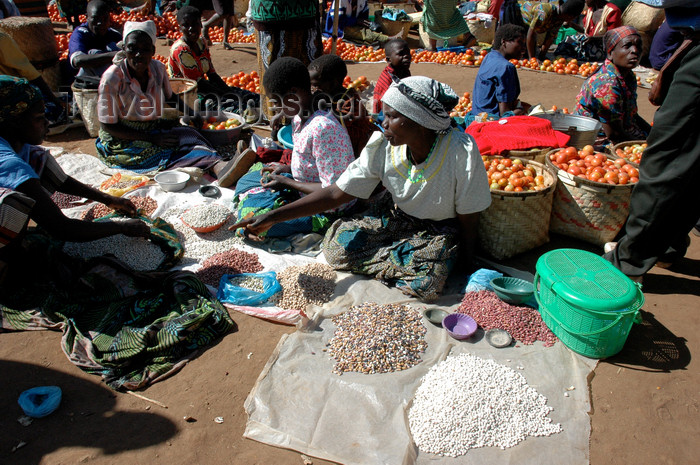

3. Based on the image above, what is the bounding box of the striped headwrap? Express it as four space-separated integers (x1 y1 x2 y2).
604 26 640 54
0 76 43 123
381 76 459 134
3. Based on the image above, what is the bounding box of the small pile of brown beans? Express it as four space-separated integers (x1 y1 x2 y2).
51 192 89 209
196 248 263 287
81 196 158 221
272 263 336 311
328 302 427 375
457 290 557 346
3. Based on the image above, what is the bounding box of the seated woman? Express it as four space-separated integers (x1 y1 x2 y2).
233 57 356 238
168 6 259 113
574 26 651 144
555 0 625 62
231 76 492 301
0 75 149 303
471 24 530 118
96 21 224 173
308 53 378 159
0 75 235 390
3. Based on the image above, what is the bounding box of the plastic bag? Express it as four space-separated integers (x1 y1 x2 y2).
99 172 150 197
217 271 281 306
464 268 503 293
18 386 62 418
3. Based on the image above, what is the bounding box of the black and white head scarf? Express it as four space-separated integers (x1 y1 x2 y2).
381 76 459 134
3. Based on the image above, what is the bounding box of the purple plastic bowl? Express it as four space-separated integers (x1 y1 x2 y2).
442 313 478 340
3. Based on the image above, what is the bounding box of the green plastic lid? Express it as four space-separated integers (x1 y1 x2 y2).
535 248 643 313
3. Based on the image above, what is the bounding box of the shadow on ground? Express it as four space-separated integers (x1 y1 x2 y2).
0 360 177 464
604 309 691 372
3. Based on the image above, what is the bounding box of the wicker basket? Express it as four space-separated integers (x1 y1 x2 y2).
71 83 100 138
532 112 602 149
467 18 496 44
609 140 645 167
0 16 60 90
546 150 634 246
478 158 558 259
376 16 412 39
500 147 553 164
169 78 197 108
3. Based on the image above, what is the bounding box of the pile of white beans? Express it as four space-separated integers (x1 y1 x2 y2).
181 203 232 229
63 234 165 271
409 353 562 457
164 205 243 264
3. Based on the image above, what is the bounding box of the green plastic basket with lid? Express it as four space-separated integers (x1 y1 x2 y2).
534 248 644 358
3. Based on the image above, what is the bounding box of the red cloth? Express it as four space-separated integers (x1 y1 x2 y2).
465 116 571 155
372 65 410 114
256 147 293 164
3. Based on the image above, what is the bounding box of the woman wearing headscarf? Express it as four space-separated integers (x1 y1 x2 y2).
0 75 236 391
0 74 149 301
96 20 225 173
574 26 650 144
230 76 491 301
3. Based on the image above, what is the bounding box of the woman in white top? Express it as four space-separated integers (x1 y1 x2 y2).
231 76 491 300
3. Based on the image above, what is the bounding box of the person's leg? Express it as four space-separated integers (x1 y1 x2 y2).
605 86 700 276
222 15 233 49
202 12 222 44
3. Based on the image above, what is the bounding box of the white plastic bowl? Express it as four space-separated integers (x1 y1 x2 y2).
154 171 190 192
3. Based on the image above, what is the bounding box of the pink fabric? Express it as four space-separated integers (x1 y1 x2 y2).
465 116 570 155
98 59 173 124
290 110 354 187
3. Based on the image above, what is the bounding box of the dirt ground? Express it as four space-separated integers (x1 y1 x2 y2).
1 33 698 465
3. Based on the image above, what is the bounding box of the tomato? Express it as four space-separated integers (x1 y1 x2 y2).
567 166 582 176
564 146 578 160
603 171 619 184
581 145 595 156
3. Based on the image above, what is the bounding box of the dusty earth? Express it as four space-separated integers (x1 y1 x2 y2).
1 31 698 465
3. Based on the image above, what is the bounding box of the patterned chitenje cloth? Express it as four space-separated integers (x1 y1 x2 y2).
421 0 470 41
322 193 459 302
95 119 221 172
250 0 319 23
0 229 235 391
0 75 42 123
234 165 333 238
555 34 606 63
256 26 322 118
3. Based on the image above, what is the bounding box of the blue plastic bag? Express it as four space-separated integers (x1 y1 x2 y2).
18 386 62 418
217 271 282 306
464 268 503 293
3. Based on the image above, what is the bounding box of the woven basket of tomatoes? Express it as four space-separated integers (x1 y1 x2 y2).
546 146 640 246
500 147 552 164
478 157 558 259
610 140 646 166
